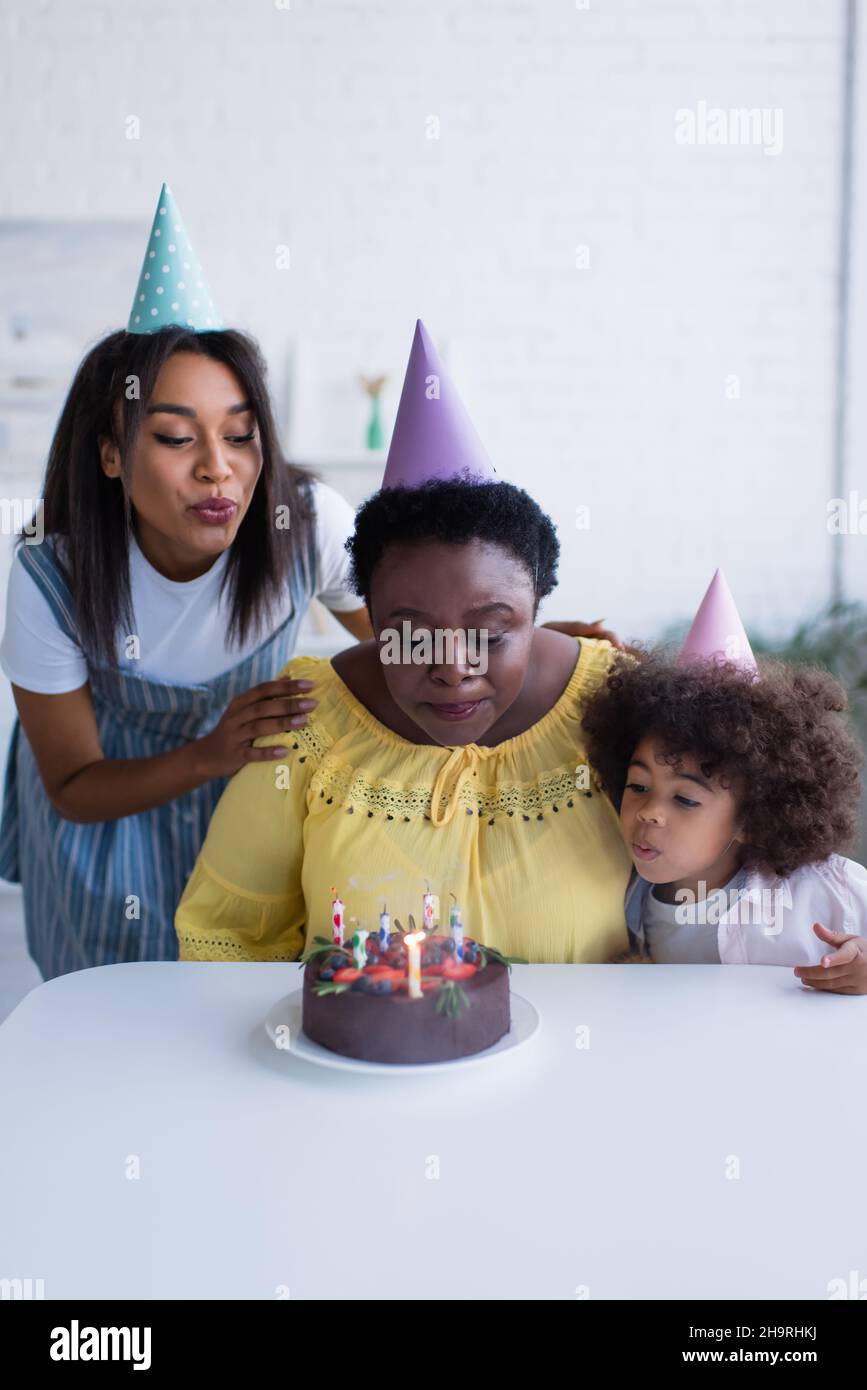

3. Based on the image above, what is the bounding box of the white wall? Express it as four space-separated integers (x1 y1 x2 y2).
0 0 859 643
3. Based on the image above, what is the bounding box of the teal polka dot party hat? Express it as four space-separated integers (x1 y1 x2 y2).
127 183 223 334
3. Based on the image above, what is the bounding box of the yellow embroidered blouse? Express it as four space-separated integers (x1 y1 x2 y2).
175 637 632 964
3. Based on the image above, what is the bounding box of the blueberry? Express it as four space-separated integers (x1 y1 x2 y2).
319 967 335 981
374 980 393 995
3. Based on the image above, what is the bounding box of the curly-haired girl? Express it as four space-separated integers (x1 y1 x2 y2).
581 637 867 994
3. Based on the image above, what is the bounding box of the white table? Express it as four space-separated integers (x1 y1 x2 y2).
1 962 864 1300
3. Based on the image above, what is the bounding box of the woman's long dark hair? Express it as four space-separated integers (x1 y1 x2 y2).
16 326 315 670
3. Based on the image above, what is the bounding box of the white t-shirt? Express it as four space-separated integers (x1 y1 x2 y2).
0 479 361 692
641 874 738 964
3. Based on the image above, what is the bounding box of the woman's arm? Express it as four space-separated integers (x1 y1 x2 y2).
542 619 645 659
334 606 374 641
12 676 317 824
15 681 206 821
541 617 627 650
175 728 311 962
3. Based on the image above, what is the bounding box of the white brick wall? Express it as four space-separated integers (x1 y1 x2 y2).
0 0 860 642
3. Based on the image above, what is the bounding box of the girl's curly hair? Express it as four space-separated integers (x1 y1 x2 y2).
580 648 864 878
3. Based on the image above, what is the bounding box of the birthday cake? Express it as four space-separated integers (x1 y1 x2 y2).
301 899 512 1064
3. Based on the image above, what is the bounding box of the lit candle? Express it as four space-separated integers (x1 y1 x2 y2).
449 894 464 962
422 884 436 934
405 931 425 1000
351 926 369 971
379 903 391 952
331 888 345 947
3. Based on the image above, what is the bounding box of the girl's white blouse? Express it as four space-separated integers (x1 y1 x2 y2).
717 855 867 964
637 854 867 964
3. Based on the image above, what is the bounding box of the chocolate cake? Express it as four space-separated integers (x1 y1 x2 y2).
301 932 511 1064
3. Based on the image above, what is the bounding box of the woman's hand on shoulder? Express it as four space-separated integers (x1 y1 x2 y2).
541 617 625 650
194 677 317 780
793 922 867 995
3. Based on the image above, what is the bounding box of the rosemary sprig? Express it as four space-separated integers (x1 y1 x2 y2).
475 943 526 972
435 979 471 1019
299 939 351 968
312 981 354 997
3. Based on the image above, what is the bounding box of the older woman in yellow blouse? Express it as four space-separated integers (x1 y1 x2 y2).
175 479 632 963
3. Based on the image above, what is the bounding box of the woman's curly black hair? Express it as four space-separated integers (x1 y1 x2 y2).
346 477 560 612
580 647 864 878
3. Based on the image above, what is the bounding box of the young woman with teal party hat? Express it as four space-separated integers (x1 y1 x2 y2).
0 184 375 979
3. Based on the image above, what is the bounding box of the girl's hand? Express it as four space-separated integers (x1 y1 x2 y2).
793 923 867 995
194 678 317 779
541 617 625 650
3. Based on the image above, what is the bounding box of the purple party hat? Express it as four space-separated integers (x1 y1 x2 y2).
381 320 497 489
676 569 758 675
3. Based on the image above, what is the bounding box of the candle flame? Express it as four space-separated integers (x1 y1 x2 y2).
405 931 426 947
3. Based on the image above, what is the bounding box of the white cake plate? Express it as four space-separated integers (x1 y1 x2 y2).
264 988 541 1076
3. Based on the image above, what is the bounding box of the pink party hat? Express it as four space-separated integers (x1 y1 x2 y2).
677 569 758 675
381 320 497 489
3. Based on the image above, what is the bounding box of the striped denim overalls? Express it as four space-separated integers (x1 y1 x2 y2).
0 526 317 979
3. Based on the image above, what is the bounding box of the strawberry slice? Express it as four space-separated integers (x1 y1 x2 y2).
422 964 445 977
420 978 442 992
332 967 362 982
365 966 405 982
441 963 477 981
